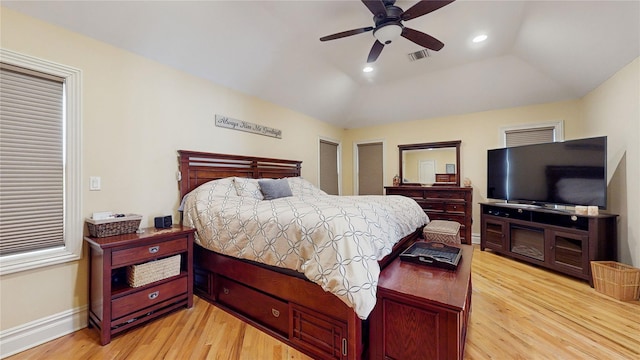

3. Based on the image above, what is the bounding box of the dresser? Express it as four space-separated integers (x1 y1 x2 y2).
385 186 473 244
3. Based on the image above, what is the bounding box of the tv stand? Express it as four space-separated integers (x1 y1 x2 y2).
480 202 617 285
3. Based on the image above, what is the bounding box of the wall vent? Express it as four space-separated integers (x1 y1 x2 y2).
408 49 430 61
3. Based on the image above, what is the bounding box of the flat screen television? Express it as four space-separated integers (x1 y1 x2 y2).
487 136 607 208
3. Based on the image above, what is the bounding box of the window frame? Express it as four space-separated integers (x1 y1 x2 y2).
0 49 83 275
500 120 564 147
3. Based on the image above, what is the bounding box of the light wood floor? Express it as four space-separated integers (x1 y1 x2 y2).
7 246 639 359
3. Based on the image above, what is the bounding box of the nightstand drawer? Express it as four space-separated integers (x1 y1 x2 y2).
112 237 187 267
111 276 187 320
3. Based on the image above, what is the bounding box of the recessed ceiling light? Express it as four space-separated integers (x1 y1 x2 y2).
472 34 488 43
362 66 374 73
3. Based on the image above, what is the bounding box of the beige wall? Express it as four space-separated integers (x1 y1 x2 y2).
0 8 343 331
581 58 639 265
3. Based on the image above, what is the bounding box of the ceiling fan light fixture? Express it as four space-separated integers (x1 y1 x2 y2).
373 24 403 44
363 66 374 73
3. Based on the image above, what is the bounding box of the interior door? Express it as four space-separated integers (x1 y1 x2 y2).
319 139 339 195
357 142 383 195
419 160 436 184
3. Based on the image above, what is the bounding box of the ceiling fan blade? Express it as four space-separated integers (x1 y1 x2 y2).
401 0 455 21
367 40 385 63
320 26 374 41
401 27 444 51
361 0 387 19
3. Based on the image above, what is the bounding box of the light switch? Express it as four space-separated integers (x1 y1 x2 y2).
90 176 101 191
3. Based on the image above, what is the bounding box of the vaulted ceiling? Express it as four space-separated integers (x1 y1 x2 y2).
4 1 639 129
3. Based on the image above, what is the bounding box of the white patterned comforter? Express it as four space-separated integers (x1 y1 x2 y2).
182 177 428 319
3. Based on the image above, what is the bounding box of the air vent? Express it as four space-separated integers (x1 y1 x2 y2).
408 49 430 61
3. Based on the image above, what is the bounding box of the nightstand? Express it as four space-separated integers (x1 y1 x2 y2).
85 225 195 345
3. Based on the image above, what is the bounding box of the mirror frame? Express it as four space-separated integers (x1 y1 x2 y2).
398 140 461 187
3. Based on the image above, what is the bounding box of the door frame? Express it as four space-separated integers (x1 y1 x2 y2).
318 136 342 195
353 139 385 195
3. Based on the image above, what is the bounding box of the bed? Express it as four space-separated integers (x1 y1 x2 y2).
177 150 428 360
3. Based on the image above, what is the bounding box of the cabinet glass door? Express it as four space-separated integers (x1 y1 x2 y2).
551 230 588 272
483 219 505 250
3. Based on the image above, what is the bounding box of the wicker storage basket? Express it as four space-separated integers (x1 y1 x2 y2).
126 254 181 288
86 214 142 238
591 261 640 301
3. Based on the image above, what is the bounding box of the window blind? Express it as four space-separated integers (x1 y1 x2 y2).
505 126 555 147
0 65 65 255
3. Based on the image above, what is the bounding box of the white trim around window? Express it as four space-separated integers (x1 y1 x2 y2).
500 120 564 147
0 49 83 275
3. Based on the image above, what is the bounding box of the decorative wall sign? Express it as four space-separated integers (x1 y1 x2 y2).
215 114 282 139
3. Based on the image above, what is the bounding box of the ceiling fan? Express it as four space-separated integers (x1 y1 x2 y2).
320 0 455 63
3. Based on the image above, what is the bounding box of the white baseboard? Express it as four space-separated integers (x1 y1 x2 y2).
0 305 87 359
471 232 480 244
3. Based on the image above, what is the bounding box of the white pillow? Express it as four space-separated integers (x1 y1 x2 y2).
198 177 237 198
233 177 264 200
287 177 327 197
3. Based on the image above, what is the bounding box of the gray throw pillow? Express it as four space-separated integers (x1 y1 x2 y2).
259 178 293 200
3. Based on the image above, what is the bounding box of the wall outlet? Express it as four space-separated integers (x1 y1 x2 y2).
89 176 101 191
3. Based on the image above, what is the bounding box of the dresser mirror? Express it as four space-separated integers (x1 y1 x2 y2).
398 140 461 186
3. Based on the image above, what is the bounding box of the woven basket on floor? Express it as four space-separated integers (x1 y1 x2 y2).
591 261 640 301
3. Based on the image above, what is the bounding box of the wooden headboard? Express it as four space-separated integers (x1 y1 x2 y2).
177 150 302 199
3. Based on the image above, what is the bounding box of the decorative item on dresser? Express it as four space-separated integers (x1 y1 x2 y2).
85 225 195 345
177 150 426 360
386 185 473 244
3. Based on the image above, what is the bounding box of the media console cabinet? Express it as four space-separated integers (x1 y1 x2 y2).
480 202 617 284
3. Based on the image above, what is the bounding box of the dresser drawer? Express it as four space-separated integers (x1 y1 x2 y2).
417 200 446 212
427 212 465 224
388 189 425 199
112 237 187 267
424 190 465 200
111 276 187 320
445 202 467 213
217 276 289 336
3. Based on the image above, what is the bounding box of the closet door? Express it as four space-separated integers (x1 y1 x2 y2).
357 142 383 195
319 139 339 195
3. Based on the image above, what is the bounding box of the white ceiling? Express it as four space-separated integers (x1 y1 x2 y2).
3 0 639 129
